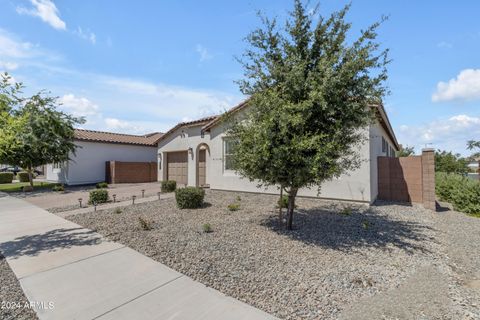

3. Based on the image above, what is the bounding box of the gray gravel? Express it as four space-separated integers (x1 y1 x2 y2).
67 191 480 320
0 254 38 320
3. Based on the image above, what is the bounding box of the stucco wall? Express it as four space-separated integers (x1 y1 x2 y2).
47 141 157 185
158 119 398 203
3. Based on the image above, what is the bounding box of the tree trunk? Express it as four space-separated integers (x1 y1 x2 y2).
278 187 283 223
286 188 298 230
27 166 33 187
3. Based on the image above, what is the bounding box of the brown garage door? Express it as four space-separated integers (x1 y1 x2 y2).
167 151 188 185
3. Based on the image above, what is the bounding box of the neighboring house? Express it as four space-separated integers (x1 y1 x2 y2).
467 159 479 172
46 129 162 185
157 100 399 203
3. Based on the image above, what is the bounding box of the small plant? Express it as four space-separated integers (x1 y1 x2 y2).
17 171 30 183
236 196 242 202
96 182 108 189
340 206 352 215
277 195 296 209
89 189 109 204
227 203 240 211
138 216 153 230
52 184 64 192
161 180 177 193
202 223 213 233
175 187 205 209
0 172 14 183
362 220 370 230
114 208 122 214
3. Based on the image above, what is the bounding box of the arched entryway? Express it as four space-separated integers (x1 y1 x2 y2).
196 143 210 187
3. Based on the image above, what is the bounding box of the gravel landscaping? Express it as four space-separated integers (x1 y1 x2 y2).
0 254 39 320
67 190 480 320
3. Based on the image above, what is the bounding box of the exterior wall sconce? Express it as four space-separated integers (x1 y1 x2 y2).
188 147 193 155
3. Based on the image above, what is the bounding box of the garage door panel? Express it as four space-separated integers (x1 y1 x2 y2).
167 151 188 185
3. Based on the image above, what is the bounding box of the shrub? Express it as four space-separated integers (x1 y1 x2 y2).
89 189 109 204
52 184 64 192
227 203 240 211
138 216 153 230
161 180 177 192
114 208 122 214
277 195 297 209
436 172 480 215
0 172 14 183
202 223 213 233
340 206 352 215
96 182 108 189
236 196 242 202
175 187 205 209
17 171 30 183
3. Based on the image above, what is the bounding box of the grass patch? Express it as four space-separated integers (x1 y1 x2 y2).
0 181 59 192
227 203 241 211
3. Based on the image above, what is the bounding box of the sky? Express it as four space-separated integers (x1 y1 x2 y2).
0 0 479 156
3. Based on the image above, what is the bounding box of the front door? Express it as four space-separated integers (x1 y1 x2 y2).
198 149 206 187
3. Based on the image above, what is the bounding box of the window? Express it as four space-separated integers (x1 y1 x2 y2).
53 162 62 169
390 146 395 158
381 137 386 153
224 139 236 170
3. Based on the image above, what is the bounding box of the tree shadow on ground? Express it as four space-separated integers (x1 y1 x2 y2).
261 206 436 253
0 227 102 259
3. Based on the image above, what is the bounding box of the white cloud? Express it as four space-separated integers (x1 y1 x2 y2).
17 0 66 30
0 61 19 71
0 29 34 59
432 69 480 102
196 44 213 62
437 41 452 49
58 94 99 117
397 114 480 155
74 27 96 44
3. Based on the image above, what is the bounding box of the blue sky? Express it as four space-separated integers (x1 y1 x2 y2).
0 0 479 155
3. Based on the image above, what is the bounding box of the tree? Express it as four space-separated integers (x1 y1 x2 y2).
467 140 480 151
0 73 84 187
434 150 468 175
396 145 415 157
228 1 389 230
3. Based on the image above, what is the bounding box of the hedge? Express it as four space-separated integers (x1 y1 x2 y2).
96 182 108 189
161 180 177 193
436 172 480 215
0 172 14 184
89 189 109 204
17 172 30 183
175 187 205 209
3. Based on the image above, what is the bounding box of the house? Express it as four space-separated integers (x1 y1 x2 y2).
157 100 399 203
46 129 162 185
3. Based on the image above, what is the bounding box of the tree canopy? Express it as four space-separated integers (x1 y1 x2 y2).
396 145 415 157
228 1 389 229
0 73 84 186
434 150 469 175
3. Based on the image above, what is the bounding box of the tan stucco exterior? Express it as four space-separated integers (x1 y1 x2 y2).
158 116 399 204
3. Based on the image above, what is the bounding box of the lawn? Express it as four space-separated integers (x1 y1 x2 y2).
67 190 443 320
0 181 59 192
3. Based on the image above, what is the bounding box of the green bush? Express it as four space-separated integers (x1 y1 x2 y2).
0 172 14 183
96 182 108 189
202 223 213 233
227 203 240 211
17 171 30 182
161 180 177 192
52 184 64 192
278 195 289 208
175 187 205 209
436 172 480 215
89 189 109 204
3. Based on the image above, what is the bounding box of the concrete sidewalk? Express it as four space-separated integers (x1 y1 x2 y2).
0 195 277 320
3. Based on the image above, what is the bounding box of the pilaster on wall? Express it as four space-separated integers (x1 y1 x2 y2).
421 148 436 211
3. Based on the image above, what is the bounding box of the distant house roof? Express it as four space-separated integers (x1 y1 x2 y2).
74 129 163 146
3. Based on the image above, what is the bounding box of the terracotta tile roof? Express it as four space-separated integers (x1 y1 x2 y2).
74 129 162 146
